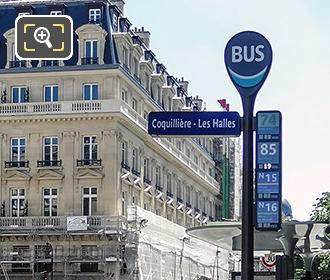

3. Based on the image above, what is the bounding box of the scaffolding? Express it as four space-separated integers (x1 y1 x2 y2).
0 207 231 280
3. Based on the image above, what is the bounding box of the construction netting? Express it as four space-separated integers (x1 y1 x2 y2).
130 206 231 280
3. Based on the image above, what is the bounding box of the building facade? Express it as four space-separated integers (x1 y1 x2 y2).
0 0 221 279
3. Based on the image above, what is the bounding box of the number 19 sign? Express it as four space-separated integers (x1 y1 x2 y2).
255 111 282 231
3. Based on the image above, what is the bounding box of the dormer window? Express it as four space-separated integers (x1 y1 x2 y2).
18 12 30 16
83 40 98 65
89 9 101 24
50 11 62 15
122 46 129 68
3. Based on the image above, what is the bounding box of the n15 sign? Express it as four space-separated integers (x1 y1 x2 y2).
255 111 282 231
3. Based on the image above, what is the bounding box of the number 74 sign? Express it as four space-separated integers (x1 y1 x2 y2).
255 111 282 231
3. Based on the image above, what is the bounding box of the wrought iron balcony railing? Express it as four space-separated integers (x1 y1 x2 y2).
121 162 130 171
41 60 59 67
132 169 140 176
9 61 27 68
143 177 151 185
37 160 62 167
166 191 173 198
82 57 99 65
5 161 29 168
77 159 102 167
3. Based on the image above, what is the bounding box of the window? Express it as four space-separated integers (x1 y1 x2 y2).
132 148 138 172
44 85 58 102
186 187 190 204
133 57 139 76
84 40 98 64
83 136 97 160
209 167 213 177
145 73 150 91
194 155 199 165
11 138 26 162
82 187 97 216
209 201 213 217
157 86 162 103
143 111 148 120
195 191 199 209
12 87 27 103
83 84 98 100
177 181 182 199
43 137 59 164
89 8 101 23
143 158 150 180
123 46 129 67
121 192 126 216
168 97 172 111
121 90 128 103
132 98 138 112
155 166 161 186
50 11 62 15
43 188 58 216
112 13 118 31
186 147 191 158
81 246 98 272
11 188 26 217
202 162 206 171
167 173 172 194
176 140 182 151
121 141 128 165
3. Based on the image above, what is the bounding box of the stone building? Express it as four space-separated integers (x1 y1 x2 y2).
0 0 221 279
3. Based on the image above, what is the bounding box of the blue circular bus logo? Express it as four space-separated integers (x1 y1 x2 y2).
225 31 272 97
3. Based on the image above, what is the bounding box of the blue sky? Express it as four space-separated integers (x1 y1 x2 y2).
126 0 330 220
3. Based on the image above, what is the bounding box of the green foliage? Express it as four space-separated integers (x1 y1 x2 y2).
310 192 330 223
310 192 330 279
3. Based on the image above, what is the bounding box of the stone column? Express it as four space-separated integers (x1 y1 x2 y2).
62 131 76 216
102 130 122 216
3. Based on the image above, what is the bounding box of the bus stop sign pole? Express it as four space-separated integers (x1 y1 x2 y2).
224 31 273 280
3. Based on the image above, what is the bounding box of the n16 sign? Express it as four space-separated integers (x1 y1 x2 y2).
255 111 282 231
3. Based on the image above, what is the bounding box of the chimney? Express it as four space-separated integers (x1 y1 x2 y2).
178 77 189 93
135 27 151 48
111 0 125 14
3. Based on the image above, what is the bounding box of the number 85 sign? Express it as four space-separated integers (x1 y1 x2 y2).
257 142 279 164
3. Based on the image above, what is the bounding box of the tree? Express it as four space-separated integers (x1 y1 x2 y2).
310 192 330 279
311 192 330 223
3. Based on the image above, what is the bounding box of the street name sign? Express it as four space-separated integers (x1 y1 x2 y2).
148 111 241 137
255 111 282 231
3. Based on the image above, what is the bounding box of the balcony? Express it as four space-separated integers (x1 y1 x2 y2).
82 57 99 65
121 162 130 171
132 169 140 176
186 202 192 209
77 159 102 167
194 208 200 213
37 160 62 168
177 197 183 204
41 60 59 67
5 161 29 168
0 216 126 233
143 177 151 185
9 61 26 68
155 184 163 192
166 191 173 198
